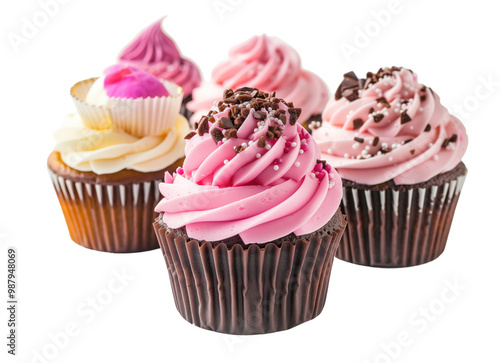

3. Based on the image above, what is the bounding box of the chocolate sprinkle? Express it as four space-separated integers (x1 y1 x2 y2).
288 108 302 125
224 128 238 139
218 116 234 129
352 118 363 130
266 131 275 140
450 133 458 143
373 114 384 123
420 95 426 102
184 131 197 140
410 149 416 155
211 128 224 143
376 97 391 108
424 124 431 132
354 137 364 143
400 111 412 124
198 117 210 136
253 111 267 120
372 136 380 147
258 136 266 148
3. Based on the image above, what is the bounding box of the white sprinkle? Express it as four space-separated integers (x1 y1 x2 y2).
295 162 300 167
301 139 307 144
291 142 297 147
352 143 359 149
310 173 316 179
388 156 393 161
327 148 333 154
222 138 227 143
248 140 254 145
428 143 433 148
254 128 258 133
433 155 439 161
299 149 304 154
241 143 248 148
256 153 261 158
224 159 229 164
265 144 271 150
344 153 349 158
365 145 371 150
273 165 279 171
419 107 424 112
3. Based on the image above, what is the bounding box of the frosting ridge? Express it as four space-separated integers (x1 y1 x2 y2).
118 17 201 98
312 67 468 185
186 34 328 125
155 88 342 244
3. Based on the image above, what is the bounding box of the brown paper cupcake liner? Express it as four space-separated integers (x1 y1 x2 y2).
336 173 467 267
153 220 345 334
48 168 163 253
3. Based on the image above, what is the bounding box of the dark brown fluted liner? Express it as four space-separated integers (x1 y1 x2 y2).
153 222 345 335
336 171 467 267
48 168 163 253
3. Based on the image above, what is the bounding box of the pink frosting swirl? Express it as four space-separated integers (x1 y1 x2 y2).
155 88 342 244
186 34 328 125
312 67 468 185
118 17 201 98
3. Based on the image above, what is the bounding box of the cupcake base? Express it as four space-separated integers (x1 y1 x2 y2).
180 94 194 121
153 209 346 334
47 151 183 253
337 162 467 267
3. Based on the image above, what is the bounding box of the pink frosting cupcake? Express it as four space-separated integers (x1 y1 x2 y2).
118 17 201 118
312 67 468 267
153 87 346 334
186 34 328 128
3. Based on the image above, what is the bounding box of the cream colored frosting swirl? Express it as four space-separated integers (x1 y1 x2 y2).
54 113 190 175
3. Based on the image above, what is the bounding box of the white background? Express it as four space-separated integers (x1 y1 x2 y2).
1 0 498 362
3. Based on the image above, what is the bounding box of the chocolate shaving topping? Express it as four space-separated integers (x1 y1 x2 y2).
257 136 266 148
279 114 287 124
352 118 363 130
234 116 245 127
236 93 253 103
400 111 412 124
194 121 199 130
376 97 391 108
223 89 234 99
372 136 380 147
253 111 267 120
404 139 413 144
266 131 275 140
410 149 415 155
184 131 197 140
234 145 244 154
354 137 364 143
198 116 209 136
225 128 238 139
420 95 426 102
229 106 240 119
235 87 256 93
241 108 250 118
211 128 224 143
218 116 234 129
420 86 427 92
450 134 458 143
441 134 458 148
288 108 302 125
363 66 403 89
208 116 216 123
369 107 375 114
335 71 360 101
373 114 384 123
424 124 431 132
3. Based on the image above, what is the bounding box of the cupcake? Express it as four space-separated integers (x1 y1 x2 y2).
312 67 468 267
153 88 346 334
186 34 328 130
48 64 190 253
118 17 201 119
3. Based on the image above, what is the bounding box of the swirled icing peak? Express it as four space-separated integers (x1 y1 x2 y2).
118 17 201 97
155 88 342 244
312 67 468 185
186 34 328 124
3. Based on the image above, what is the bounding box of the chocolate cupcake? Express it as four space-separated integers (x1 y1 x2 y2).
312 67 468 267
48 64 190 252
118 17 202 120
186 34 329 129
154 88 346 334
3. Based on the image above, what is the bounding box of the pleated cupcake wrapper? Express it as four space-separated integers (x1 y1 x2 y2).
71 78 183 137
153 223 345 335
337 173 467 267
48 168 163 253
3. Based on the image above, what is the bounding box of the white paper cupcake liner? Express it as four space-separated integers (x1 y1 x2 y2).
71 78 183 137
